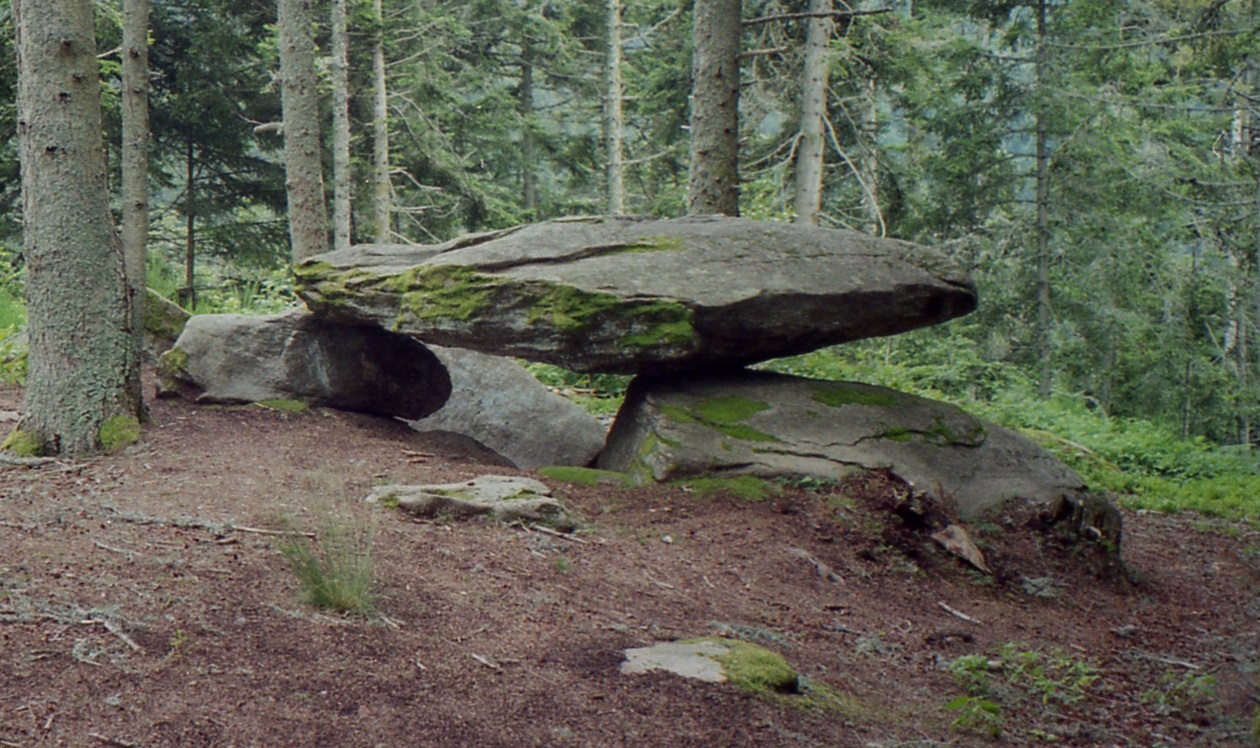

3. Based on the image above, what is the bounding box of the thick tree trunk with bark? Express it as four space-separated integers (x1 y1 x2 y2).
121 0 150 342
371 0 391 242
278 0 329 261
330 0 352 252
687 0 742 216
605 0 626 215
8 0 143 457
793 0 831 226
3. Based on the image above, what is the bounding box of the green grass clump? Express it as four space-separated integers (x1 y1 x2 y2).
279 515 376 616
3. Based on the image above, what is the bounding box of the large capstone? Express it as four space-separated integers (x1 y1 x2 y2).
597 370 1091 522
157 310 451 419
294 215 977 375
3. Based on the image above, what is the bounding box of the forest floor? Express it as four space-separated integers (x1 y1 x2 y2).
0 376 1258 748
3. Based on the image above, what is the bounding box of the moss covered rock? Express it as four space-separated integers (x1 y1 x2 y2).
294 215 976 375
620 637 799 695
599 369 1096 524
156 310 451 419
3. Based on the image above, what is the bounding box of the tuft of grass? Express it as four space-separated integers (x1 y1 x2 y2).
279 514 376 616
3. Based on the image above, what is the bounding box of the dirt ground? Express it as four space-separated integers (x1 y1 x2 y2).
1 377 1258 747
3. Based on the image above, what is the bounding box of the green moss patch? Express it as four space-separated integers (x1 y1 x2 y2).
695 396 770 423
391 265 507 322
811 383 899 408
686 638 799 695
607 235 686 254
99 414 142 453
877 416 986 446
256 399 311 414
1 428 43 457
661 396 780 443
672 475 777 501
157 346 190 380
537 466 632 487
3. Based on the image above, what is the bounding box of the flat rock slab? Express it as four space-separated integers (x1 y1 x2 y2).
365 475 578 530
157 310 451 419
620 638 799 693
295 215 977 375
597 370 1092 522
406 346 606 469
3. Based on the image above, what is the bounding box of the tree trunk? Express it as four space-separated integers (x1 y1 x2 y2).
184 138 196 309
8 0 143 457
330 0 353 252
278 0 329 261
604 0 626 215
859 75 881 235
372 0 391 242
793 0 830 226
687 0 741 216
519 49 538 218
121 0 149 347
1034 0 1053 399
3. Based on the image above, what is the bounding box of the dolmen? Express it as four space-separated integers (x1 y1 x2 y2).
164 214 1120 553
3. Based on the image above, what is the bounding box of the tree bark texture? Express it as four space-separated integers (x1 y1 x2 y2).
688 0 742 216
519 49 538 218
371 0 391 242
278 0 329 261
121 0 150 341
793 0 831 226
11 0 143 456
604 0 626 215
1034 0 1053 399
330 0 352 252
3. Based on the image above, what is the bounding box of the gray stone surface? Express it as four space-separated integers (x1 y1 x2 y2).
157 310 450 419
406 346 606 469
295 215 977 375
597 370 1091 521
365 475 577 530
620 640 732 683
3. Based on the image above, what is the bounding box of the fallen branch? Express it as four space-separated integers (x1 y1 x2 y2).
93 541 142 557
525 522 598 544
0 453 59 468
937 601 982 624
85 617 143 653
469 653 501 670
1130 651 1201 670
89 733 139 748
230 525 316 539
789 547 843 584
